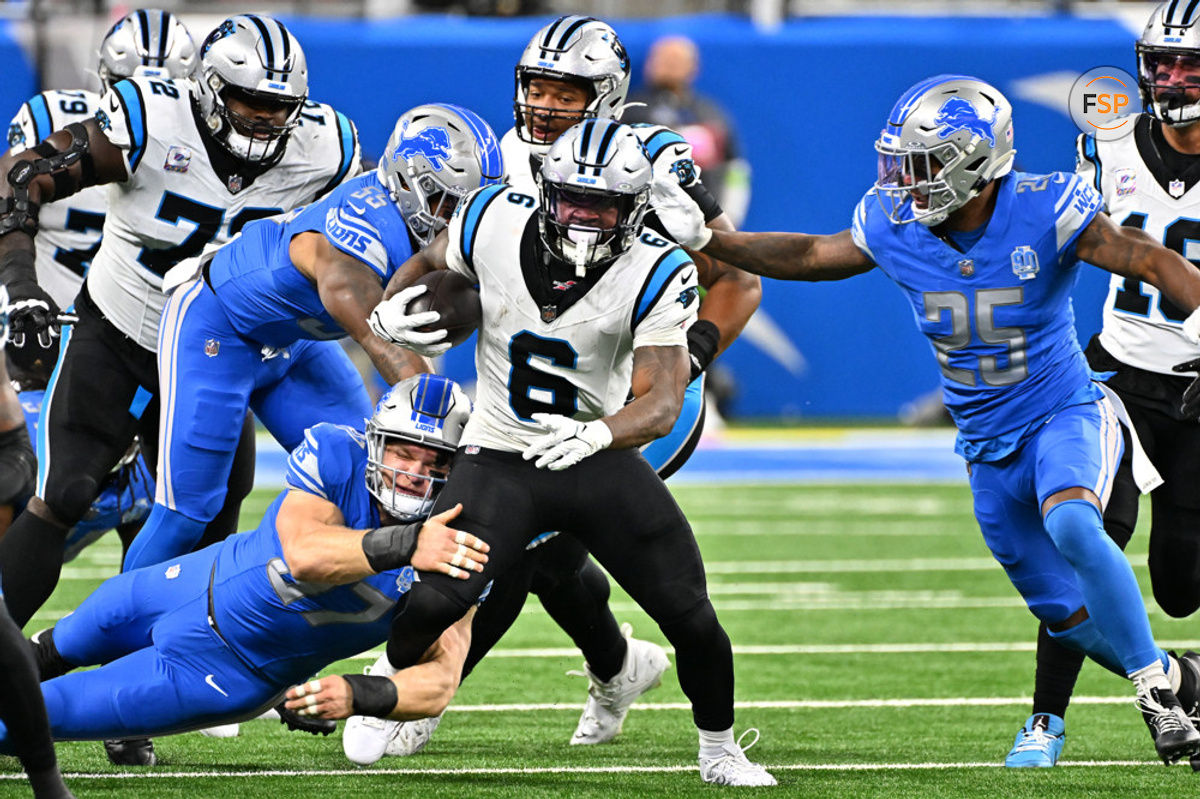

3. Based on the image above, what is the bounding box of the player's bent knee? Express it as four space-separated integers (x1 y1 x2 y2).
1043 499 1105 565
386 584 473 669
42 474 100 526
656 598 722 649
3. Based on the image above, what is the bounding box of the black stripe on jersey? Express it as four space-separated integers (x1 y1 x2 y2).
246 15 276 79
137 9 151 65
629 247 691 335
157 11 170 66
1079 134 1103 193
554 17 594 51
312 111 356 201
460 185 506 275
120 80 149 174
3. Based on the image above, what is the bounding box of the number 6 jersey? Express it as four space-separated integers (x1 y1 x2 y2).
88 76 360 350
444 183 700 454
1077 119 1200 377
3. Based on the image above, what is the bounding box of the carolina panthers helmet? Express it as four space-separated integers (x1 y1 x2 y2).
98 9 198 88
1138 1 1200 126
537 118 652 275
366 373 471 523
194 15 308 163
874 75 1016 227
377 104 504 249
514 16 631 155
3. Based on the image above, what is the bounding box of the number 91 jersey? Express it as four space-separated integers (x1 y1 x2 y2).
89 76 360 350
7 89 108 309
1077 122 1200 376
445 183 699 454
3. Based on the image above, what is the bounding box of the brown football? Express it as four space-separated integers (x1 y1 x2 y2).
405 270 482 347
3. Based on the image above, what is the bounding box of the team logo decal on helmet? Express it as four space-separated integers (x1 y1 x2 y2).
935 97 998 146
394 122 453 171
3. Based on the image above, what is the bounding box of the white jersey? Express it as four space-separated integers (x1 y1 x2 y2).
445 182 699 453
1077 117 1200 376
7 89 108 309
501 123 703 192
89 76 361 350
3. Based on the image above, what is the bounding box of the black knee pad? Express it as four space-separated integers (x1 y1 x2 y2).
386 583 473 669
29 628 74 681
43 473 100 525
0 426 35 507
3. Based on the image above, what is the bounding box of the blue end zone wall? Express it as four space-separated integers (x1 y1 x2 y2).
0 22 36 143
2 14 1139 417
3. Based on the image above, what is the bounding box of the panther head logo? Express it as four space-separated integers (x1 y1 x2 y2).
202 19 238 57
934 96 996 147
393 122 452 172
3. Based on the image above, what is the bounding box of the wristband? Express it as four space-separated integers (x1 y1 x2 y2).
686 320 721 381
342 673 399 717
361 522 421 573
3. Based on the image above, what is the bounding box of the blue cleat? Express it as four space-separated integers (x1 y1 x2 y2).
1005 713 1065 767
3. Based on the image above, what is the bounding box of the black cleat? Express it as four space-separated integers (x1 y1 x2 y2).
1137 685 1200 765
275 701 335 736
103 737 156 766
1172 651 1200 721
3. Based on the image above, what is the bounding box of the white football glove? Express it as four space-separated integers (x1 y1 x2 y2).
522 413 613 471
367 284 452 357
650 174 712 250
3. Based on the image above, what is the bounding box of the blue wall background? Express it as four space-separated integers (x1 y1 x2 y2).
2 13 1142 417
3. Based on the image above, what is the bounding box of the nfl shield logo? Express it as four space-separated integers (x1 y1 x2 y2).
228 174 243 193
1170 179 1186 198
204 338 220 357
1011 245 1040 280
958 259 975 277
165 564 181 579
540 306 557 323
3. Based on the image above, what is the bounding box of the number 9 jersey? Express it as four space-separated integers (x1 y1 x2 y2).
89 76 360 350
444 183 699 454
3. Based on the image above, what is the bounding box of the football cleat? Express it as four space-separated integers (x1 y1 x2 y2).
1004 713 1065 768
698 729 777 787
275 700 336 736
1136 684 1200 764
343 712 442 765
1171 651 1200 722
198 723 240 738
570 623 670 745
103 737 156 766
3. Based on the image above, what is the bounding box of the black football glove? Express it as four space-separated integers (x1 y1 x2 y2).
686 320 720 382
1172 356 1200 419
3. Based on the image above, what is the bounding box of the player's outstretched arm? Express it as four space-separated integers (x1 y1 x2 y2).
284 607 475 721
290 231 432 384
1074 212 1200 316
688 212 762 374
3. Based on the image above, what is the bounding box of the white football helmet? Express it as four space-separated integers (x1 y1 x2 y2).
514 15 631 155
874 75 1016 227
537 118 652 275
194 15 308 163
365 374 471 523
1138 1 1200 126
97 9 198 88
377 104 504 249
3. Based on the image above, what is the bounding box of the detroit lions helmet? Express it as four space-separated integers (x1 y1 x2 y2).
98 9 198 88
377 104 504 249
537 118 652 275
1138 1 1200 126
194 15 308 163
366 374 471 523
874 75 1015 227
514 16 631 155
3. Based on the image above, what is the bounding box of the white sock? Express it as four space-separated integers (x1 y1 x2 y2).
698 726 734 758
1168 654 1183 693
1130 662 1171 692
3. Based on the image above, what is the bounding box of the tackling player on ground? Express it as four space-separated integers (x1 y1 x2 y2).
651 74 1200 766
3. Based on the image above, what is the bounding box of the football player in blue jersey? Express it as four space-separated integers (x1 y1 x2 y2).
652 74 1200 765
117 103 503 575
0 290 74 798
9 374 487 760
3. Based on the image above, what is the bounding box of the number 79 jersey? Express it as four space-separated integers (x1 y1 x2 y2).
851 170 1105 462
445 184 699 454
89 76 360 351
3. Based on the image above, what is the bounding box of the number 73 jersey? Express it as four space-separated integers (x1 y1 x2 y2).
444 184 699 454
852 171 1105 461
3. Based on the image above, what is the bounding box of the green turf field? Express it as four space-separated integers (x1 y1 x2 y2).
4 482 1197 797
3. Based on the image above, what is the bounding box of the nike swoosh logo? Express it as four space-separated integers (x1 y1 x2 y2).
205 674 229 697
347 202 367 214
673 146 689 156
680 269 694 283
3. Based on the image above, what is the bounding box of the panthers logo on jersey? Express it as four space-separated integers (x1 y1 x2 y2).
6 123 24 148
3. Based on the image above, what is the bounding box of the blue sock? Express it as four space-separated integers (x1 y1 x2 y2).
121 504 207 572
1043 499 1161 676
1046 616 1123 675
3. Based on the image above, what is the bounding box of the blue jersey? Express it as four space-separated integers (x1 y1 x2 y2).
851 171 1106 462
208 422 413 686
206 172 416 348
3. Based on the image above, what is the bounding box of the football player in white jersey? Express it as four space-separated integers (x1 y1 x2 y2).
342 16 762 765
368 119 775 787
0 14 360 641
1004 0 1200 768
3 8 196 581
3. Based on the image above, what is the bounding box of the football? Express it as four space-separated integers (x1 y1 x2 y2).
406 270 482 348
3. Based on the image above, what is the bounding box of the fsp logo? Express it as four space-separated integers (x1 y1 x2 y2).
1069 66 1137 141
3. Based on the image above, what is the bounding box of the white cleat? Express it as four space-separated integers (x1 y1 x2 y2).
198 723 240 738
570 623 670 745
342 653 444 765
699 729 777 787
385 713 443 757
